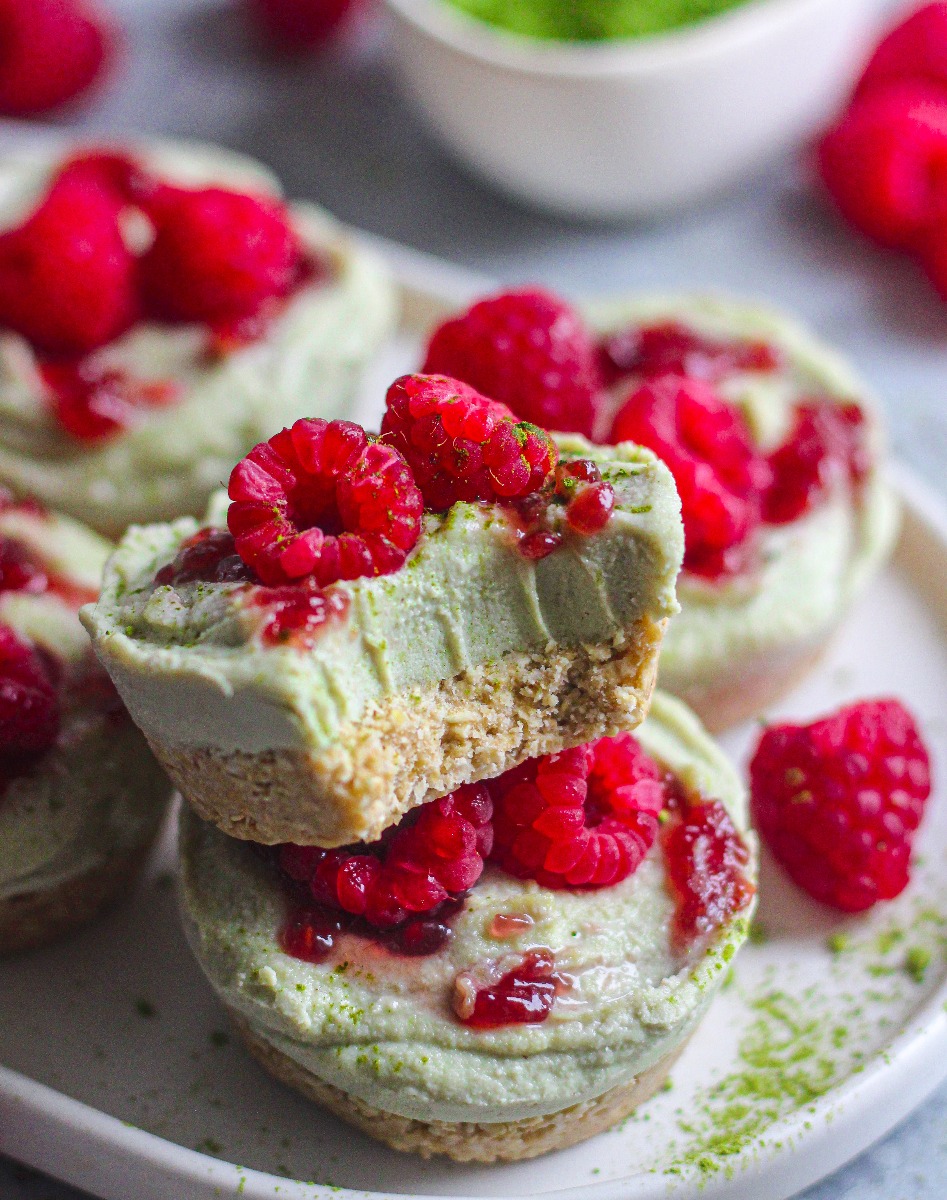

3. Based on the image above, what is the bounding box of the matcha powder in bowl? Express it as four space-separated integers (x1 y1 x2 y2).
441 0 753 40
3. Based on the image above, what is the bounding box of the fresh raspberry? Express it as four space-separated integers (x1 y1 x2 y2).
0 166 136 355
488 735 667 890
662 791 754 950
609 374 769 579
139 186 302 327
856 3 947 100
599 321 780 387
817 81 947 249
42 362 178 443
0 623 59 760
422 288 600 437
277 783 493 929
750 699 932 913
228 418 423 587
0 0 115 117
763 400 870 525
248 0 358 51
381 374 558 511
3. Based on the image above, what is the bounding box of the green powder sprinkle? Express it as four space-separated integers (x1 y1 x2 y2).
134 998 156 1019
905 946 932 984
827 932 850 955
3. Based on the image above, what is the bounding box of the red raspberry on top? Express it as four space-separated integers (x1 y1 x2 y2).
278 783 493 929
856 3 947 101
750 699 932 913
227 418 423 587
0 164 136 355
488 734 667 890
609 374 770 579
422 288 600 437
381 374 558 511
139 186 303 327
0 0 115 117
0 623 59 762
817 81 947 250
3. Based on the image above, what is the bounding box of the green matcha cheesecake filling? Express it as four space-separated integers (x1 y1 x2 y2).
179 693 755 1126
441 0 752 41
0 502 170 905
0 143 396 537
83 437 682 759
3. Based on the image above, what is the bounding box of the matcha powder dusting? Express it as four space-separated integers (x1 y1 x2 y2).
442 0 752 41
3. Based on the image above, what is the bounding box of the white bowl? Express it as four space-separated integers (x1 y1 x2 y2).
383 0 886 219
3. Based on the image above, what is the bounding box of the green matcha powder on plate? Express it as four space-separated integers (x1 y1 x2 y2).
443 0 752 41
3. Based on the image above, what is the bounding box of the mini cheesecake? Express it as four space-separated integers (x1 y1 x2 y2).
590 294 898 731
419 288 898 732
0 494 172 955
0 139 395 537
179 692 756 1162
83 428 683 847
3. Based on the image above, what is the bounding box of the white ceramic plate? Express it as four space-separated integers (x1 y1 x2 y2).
2 244 947 1200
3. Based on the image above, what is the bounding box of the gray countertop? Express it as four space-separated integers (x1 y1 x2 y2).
2 0 946 1195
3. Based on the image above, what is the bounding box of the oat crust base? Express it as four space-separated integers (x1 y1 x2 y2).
230 1011 686 1163
0 840 154 957
148 618 665 847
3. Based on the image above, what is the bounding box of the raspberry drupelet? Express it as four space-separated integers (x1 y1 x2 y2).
381 373 559 511
750 698 932 912
227 418 424 587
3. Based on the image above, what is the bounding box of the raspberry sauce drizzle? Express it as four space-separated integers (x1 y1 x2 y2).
599 321 781 387
662 783 754 952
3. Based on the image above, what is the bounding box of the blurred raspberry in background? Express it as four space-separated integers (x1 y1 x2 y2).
248 0 361 51
0 0 116 116
817 2 947 299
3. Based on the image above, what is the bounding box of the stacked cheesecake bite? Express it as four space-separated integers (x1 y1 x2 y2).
85 372 758 1161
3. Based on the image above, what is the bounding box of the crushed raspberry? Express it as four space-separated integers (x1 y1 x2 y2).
249 0 358 51
488 735 667 890
250 583 349 649
154 528 255 587
381 374 558 511
454 950 558 1029
139 186 303 327
227 418 423 587
422 288 600 437
817 81 947 249
662 788 754 951
553 460 616 534
599 321 780 387
609 374 769 579
855 3 947 101
42 361 178 443
277 783 493 930
0 0 115 117
279 898 461 963
763 400 870 525
0 623 59 767
750 699 932 913
517 529 564 560
0 165 136 356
